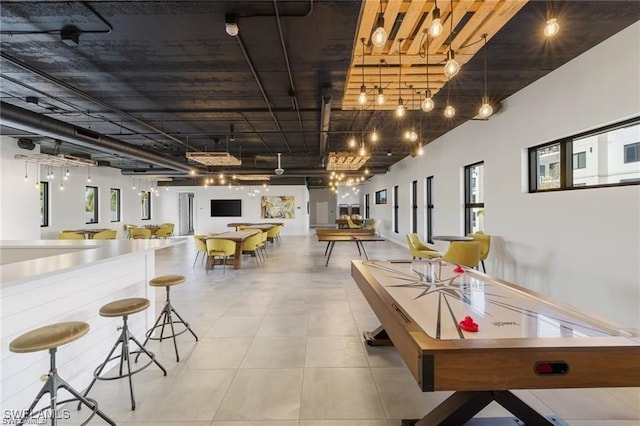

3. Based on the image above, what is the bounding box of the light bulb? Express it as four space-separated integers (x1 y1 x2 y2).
444 50 460 78
376 87 385 105
358 85 367 105
418 144 424 156
444 104 456 118
544 18 559 37
87 176 91 183
396 99 405 117
371 17 387 47
409 131 418 142
370 130 379 142
225 22 239 37
479 97 493 118
421 90 434 112
364 168 369 175
430 8 443 37
348 137 356 148
358 145 366 156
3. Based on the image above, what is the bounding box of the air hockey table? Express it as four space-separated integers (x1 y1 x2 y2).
351 259 640 425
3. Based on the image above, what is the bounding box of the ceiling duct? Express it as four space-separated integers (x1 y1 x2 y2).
0 102 195 174
319 87 332 166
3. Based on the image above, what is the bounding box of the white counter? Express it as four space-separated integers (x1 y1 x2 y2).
0 238 186 413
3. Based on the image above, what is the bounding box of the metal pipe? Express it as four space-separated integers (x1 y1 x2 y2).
0 102 195 174
319 88 332 166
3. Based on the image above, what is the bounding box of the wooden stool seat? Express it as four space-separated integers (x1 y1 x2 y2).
10 321 89 353
149 274 185 287
99 297 150 317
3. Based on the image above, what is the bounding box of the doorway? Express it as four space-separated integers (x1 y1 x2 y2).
178 192 194 236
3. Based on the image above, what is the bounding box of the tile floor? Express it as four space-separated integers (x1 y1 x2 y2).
59 233 638 425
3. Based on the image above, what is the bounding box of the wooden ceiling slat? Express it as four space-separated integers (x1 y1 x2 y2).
344 0 529 110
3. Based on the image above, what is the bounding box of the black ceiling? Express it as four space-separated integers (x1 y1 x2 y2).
1 1 639 187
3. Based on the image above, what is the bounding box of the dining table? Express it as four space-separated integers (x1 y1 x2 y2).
203 229 261 269
227 222 283 231
69 229 108 239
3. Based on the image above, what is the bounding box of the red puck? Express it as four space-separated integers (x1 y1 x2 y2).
459 316 479 332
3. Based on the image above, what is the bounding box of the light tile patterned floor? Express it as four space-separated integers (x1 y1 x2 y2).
57 233 638 425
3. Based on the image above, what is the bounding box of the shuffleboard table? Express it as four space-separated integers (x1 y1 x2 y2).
351 259 640 425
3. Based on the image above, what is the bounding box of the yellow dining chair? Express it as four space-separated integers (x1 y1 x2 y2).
123 224 137 239
154 226 173 239
129 228 152 239
59 231 84 240
241 232 263 265
205 238 235 274
93 229 117 240
256 231 268 259
273 225 283 246
160 222 175 237
193 235 208 267
346 216 362 229
442 241 482 268
406 233 442 259
468 233 491 272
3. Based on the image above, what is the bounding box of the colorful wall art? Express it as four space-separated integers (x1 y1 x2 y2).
261 196 295 219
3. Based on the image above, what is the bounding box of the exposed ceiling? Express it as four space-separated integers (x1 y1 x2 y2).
1 1 639 188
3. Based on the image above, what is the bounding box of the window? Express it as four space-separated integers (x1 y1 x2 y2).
465 162 484 235
40 181 49 227
625 142 639 163
573 151 586 169
110 188 121 222
85 186 98 224
365 194 370 219
411 180 417 233
141 191 151 220
529 117 640 191
393 185 399 233
426 176 434 244
375 189 387 204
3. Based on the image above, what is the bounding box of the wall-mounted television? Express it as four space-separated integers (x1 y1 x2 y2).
210 199 242 217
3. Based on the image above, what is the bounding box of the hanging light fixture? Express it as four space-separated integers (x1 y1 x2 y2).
444 77 455 118
421 31 435 112
443 0 460 79
358 38 368 105
544 18 559 37
86 165 92 183
24 161 28 182
396 38 405 117
478 33 493 119
371 0 388 48
405 88 418 142
376 59 385 105
429 0 443 37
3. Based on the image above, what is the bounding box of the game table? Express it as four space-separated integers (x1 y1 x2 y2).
351 259 640 425
317 233 384 266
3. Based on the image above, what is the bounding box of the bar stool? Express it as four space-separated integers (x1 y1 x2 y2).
81 298 166 411
9 321 115 425
138 274 198 362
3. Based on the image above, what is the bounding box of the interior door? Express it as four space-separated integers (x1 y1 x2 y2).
178 192 194 235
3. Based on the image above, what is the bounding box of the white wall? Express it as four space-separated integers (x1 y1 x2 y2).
361 22 640 328
155 184 310 235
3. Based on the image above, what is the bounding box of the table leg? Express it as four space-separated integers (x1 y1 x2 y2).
325 241 335 267
233 241 243 269
359 241 369 260
363 325 393 346
403 390 559 426
324 242 331 256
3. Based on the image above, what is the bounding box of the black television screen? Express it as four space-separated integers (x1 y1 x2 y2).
210 199 242 217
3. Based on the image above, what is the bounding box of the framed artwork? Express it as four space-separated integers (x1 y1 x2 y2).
261 196 295 219
375 189 387 204
110 188 121 222
141 191 151 220
85 186 98 224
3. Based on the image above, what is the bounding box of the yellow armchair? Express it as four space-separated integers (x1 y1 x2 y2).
406 233 442 259
468 233 491 272
442 241 481 268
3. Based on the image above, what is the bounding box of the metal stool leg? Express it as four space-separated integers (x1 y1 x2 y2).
137 287 198 362
81 316 166 411
17 348 116 426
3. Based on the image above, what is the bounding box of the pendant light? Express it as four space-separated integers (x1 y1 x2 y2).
443 0 460 79
376 59 385 105
371 1 387 47
444 77 455 118
429 0 443 37
478 33 493 119
421 30 435 112
544 18 559 37
358 38 367 105
396 38 405 118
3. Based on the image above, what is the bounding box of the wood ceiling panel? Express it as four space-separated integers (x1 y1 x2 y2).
344 0 528 110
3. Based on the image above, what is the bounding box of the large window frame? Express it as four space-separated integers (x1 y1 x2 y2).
40 181 49 227
141 191 151 220
393 185 399 234
426 176 434 244
85 186 98 224
411 180 418 234
364 193 370 219
464 162 484 235
110 188 121 222
529 117 640 192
